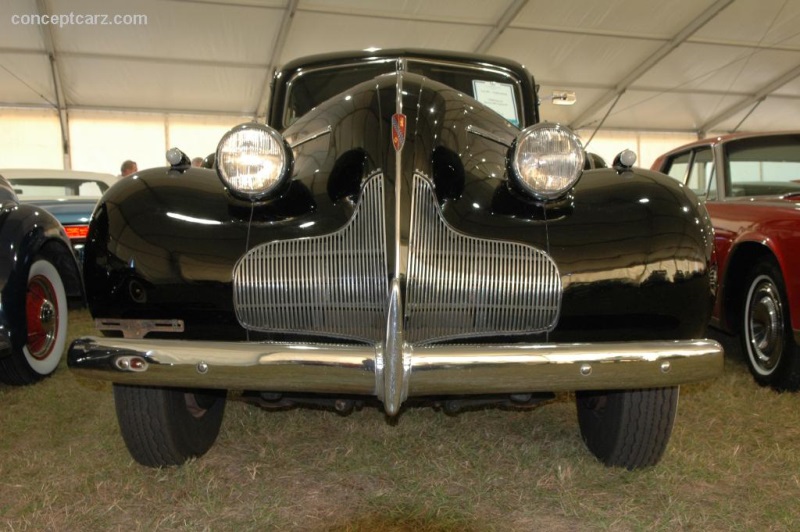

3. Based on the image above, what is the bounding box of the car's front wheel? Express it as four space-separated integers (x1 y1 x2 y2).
0 258 68 385
576 387 678 469
113 384 226 467
741 260 800 391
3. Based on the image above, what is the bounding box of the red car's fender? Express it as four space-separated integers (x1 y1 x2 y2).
710 201 800 336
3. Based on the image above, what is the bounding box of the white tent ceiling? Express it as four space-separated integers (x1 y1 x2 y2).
2 0 800 137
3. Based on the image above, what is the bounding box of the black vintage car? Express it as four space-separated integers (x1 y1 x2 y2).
68 49 723 469
0 174 83 384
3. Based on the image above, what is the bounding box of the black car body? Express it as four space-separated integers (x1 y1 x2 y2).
68 49 723 469
0 174 83 384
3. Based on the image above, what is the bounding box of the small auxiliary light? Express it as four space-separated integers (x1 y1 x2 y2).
550 90 577 106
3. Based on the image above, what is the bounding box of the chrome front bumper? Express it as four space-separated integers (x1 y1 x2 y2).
68 335 723 416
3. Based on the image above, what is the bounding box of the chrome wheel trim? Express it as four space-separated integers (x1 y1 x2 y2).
744 274 785 376
26 274 59 361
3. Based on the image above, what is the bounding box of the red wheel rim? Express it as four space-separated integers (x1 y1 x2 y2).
26 274 59 360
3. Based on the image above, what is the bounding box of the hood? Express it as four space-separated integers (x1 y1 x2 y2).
726 193 800 209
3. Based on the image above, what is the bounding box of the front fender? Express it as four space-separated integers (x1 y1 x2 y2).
548 167 716 341
724 222 800 333
84 167 252 338
0 202 79 355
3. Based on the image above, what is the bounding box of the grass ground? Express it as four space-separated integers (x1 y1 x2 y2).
1 309 799 530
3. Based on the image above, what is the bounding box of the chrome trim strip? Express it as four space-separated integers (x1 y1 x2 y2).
287 126 332 149
68 337 724 401
394 62 406 279
383 57 408 414
466 125 512 147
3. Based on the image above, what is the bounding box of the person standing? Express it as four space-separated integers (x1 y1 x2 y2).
119 160 138 178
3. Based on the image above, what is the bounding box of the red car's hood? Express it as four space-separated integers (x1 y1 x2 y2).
725 194 800 207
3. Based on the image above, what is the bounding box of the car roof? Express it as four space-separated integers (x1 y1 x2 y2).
277 48 532 78
662 130 800 155
0 168 117 185
652 130 800 171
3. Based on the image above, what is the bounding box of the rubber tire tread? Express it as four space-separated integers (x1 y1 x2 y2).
741 260 800 391
113 384 226 467
576 387 678 470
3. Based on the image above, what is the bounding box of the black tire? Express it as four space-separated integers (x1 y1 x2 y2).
0 259 68 385
740 260 800 391
113 384 226 467
576 387 678 470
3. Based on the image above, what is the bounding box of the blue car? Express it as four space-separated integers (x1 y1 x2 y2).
0 169 117 264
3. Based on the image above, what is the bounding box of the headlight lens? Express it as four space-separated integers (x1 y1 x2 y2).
511 124 585 200
216 123 291 200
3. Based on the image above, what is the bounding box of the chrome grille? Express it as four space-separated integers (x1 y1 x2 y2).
234 172 561 345
233 174 388 343
405 174 561 344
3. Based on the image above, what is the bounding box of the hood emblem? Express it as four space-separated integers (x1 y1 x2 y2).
392 113 406 152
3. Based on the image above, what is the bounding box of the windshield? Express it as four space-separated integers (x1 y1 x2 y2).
725 135 800 197
284 59 524 128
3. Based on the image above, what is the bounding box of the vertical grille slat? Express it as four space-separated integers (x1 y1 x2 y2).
405 174 561 344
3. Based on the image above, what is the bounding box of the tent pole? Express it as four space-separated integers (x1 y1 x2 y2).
37 0 71 169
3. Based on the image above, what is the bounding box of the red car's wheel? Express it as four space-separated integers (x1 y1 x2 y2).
741 260 800 391
0 259 68 385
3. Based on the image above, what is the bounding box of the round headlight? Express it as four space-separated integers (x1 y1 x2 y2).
511 123 585 200
216 123 292 200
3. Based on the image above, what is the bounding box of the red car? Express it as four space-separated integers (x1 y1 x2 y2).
652 132 800 391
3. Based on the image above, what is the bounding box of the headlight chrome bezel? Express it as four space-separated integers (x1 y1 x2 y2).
216 123 293 201
510 123 585 201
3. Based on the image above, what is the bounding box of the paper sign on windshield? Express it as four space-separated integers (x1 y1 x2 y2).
472 81 519 127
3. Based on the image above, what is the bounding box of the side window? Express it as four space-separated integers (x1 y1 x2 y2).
664 152 690 183
663 148 715 199
725 135 800 197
